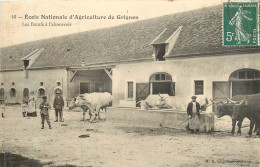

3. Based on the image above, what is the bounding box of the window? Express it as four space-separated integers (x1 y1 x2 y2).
80 82 90 94
239 71 246 79
155 74 160 80
149 72 174 96
161 74 165 80
23 60 29 69
230 69 260 80
154 45 166 61
10 88 16 97
195 81 204 95
57 82 61 86
127 82 133 99
95 82 104 92
1 83 3 86
12 82 15 86
151 73 172 82
40 82 43 86
38 88 45 97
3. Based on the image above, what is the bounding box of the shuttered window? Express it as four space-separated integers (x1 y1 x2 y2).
195 80 204 95
127 81 133 99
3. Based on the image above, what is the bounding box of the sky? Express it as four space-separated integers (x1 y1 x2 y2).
0 0 222 47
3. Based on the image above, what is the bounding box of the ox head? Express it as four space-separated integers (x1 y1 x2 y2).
68 97 77 110
210 99 227 118
211 96 247 118
136 100 148 110
215 104 234 118
68 95 87 110
155 94 167 106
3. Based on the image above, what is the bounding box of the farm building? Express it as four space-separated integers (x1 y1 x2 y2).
0 5 260 111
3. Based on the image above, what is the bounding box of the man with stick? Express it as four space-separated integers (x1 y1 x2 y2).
187 96 201 134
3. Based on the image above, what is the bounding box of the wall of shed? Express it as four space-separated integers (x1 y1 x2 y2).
112 53 260 108
0 68 68 106
67 70 112 100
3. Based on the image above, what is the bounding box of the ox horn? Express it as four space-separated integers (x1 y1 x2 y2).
210 99 218 104
210 99 228 104
227 97 239 104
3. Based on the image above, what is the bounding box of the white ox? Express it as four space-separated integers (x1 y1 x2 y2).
137 94 170 109
71 92 112 122
138 94 209 111
160 95 210 111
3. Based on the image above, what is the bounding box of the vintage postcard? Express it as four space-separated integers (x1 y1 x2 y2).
0 0 259 167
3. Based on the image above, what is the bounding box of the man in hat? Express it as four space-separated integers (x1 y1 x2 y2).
187 96 201 133
53 90 64 122
39 96 52 129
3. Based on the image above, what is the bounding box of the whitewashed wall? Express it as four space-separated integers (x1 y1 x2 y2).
0 68 68 105
112 53 260 107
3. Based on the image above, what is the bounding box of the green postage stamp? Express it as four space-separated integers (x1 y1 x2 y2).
223 2 259 46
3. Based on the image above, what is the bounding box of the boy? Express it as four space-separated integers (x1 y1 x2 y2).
21 100 28 117
39 96 52 129
0 100 5 118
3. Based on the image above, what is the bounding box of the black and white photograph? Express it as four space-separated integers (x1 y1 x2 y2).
0 0 259 166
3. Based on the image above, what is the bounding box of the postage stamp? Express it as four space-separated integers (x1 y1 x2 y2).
223 2 259 46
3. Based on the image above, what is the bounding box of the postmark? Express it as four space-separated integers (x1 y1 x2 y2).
223 2 259 46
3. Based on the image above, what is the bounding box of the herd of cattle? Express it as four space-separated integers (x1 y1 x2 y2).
68 92 259 136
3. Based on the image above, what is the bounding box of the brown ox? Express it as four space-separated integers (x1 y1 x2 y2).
213 94 259 136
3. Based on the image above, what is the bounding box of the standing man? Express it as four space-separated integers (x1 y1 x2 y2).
39 96 52 129
187 96 201 134
53 90 64 122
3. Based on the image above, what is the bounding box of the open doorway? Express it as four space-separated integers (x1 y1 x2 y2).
230 69 260 96
149 72 174 96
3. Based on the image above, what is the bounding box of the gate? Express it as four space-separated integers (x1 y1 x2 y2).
212 82 230 112
136 83 149 106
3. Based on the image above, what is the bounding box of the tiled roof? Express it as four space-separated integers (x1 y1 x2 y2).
1 5 259 71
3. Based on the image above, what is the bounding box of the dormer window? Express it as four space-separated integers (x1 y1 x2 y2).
23 60 29 69
150 26 182 61
20 48 45 70
154 44 166 61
